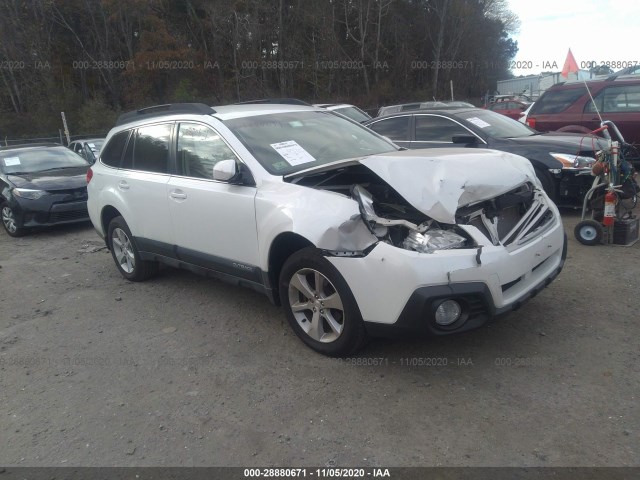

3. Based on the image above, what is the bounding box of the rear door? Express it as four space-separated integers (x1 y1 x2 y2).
117 123 174 253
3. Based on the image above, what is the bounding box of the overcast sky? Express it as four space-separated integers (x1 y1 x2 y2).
505 0 639 76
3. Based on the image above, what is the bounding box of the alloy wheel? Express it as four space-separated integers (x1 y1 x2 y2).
111 227 136 273
287 268 345 343
2 206 17 234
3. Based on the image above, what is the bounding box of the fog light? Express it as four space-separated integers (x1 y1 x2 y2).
435 300 462 326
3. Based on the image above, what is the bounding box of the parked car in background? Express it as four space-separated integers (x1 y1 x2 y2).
487 99 531 120
377 101 474 117
525 76 640 151
364 107 606 207
68 138 104 164
87 103 566 356
0 144 90 236
314 103 372 123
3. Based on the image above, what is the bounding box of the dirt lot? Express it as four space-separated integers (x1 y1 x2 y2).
0 210 638 467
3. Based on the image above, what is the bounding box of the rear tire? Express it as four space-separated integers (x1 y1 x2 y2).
279 247 367 357
107 216 158 281
574 219 603 246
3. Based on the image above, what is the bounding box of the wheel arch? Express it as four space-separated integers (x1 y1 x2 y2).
267 232 314 306
101 205 123 247
556 125 593 135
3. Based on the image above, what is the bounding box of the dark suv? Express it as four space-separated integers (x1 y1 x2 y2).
526 76 640 151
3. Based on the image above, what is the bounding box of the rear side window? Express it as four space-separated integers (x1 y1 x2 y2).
121 124 172 173
101 131 130 168
585 84 640 113
530 88 586 114
367 116 410 141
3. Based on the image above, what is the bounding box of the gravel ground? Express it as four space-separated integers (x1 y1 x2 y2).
0 210 638 467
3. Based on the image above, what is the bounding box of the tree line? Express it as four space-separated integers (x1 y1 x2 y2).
0 0 518 138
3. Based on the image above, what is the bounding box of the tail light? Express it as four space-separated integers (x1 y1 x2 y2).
86 167 93 184
526 118 536 129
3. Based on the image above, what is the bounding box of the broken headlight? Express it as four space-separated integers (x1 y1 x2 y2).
402 229 467 254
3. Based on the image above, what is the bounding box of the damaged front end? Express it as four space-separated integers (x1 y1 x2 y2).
351 184 468 254
348 180 554 260
285 150 556 259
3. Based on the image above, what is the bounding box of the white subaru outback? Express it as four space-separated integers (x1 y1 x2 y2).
87 103 566 356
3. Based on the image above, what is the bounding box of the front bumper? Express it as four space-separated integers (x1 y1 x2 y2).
365 233 566 338
557 170 596 208
13 198 89 228
327 212 566 337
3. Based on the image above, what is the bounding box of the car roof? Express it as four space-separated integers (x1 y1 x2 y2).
211 103 319 120
314 103 356 109
113 102 321 128
0 143 62 152
77 138 105 143
549 75 640 90
368 107 479 122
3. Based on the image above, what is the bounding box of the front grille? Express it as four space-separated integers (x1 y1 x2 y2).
49 201 89 223
49 208 89 223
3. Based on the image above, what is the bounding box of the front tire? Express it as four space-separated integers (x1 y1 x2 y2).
1 202 26 237
279 247 367 357
107 216 158 281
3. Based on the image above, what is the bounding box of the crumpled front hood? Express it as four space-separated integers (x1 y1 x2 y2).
360 148 538 224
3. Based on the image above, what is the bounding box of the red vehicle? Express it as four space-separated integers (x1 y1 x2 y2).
487 100 531 120
526 76 640 150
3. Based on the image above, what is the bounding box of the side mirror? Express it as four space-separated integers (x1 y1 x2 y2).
452 135 478 145
212 159 239 182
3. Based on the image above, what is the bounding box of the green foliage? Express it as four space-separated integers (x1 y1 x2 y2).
76 98 118 135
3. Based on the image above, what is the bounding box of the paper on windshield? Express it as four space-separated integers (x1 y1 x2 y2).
270 140 316 166
3 157 20 166
466 117 491 128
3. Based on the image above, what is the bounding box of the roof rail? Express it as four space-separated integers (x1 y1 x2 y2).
115 103 216 126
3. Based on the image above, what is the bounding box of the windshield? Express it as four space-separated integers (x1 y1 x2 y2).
0 147 89 174
458 109 537 138
334 106 371 123
225 111 397 174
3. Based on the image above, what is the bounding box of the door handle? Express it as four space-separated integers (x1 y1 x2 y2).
169 190 187 200
118 181 129 190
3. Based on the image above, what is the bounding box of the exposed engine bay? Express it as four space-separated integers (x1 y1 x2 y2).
287 163 553 255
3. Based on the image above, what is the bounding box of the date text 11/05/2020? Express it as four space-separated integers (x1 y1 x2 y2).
243 468 391 478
